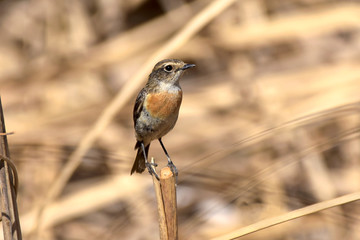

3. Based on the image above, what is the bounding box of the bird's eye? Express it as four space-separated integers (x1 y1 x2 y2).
164 65 173 72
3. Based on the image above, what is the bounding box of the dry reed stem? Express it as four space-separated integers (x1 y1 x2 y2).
159 167 177 240
211 191 360 240
34 0 239 234
0 156 19 196
151 158 168 240
0 97 22 240
151 161 178 240
0 163 13 240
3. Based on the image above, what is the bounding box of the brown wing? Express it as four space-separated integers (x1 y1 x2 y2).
133 88 147 126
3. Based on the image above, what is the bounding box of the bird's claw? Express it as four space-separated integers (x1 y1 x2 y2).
146 162 159 180
167 161 178 176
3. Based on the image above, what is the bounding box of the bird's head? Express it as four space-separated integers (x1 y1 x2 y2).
149 59 195 85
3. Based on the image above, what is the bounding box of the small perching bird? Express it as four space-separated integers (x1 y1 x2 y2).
131 59 195 179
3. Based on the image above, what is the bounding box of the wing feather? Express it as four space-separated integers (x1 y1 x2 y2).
133 88 147 126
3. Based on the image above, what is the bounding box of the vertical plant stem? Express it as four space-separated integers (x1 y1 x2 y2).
0 97 22 240
160 167 178 240
151 158 168 240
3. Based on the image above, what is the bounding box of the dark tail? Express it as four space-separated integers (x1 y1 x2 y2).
130 141 150 175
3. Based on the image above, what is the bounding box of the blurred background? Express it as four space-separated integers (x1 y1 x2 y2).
1 0 360 239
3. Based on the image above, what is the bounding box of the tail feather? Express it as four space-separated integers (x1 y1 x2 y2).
131 142 150 175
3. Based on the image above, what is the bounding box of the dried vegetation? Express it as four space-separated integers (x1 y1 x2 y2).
1 0 360 239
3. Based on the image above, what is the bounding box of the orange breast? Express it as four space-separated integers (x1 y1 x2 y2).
145 91 183 119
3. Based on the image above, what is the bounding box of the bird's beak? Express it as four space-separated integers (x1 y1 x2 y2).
180 63 196 70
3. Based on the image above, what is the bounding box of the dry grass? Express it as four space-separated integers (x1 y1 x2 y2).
1 0 360 239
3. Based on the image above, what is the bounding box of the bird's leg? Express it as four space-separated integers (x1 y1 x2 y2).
141 142 159 180
159 138 178 176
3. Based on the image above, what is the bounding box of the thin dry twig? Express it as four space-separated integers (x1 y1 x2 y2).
0 132 14 136
211 191 360 240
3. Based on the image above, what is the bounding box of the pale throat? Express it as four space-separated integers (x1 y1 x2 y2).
158 81 181 93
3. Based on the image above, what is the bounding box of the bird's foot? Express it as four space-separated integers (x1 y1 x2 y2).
146 161 159 180
167 160 178 177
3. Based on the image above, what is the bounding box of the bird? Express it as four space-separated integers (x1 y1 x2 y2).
131 59 195 179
